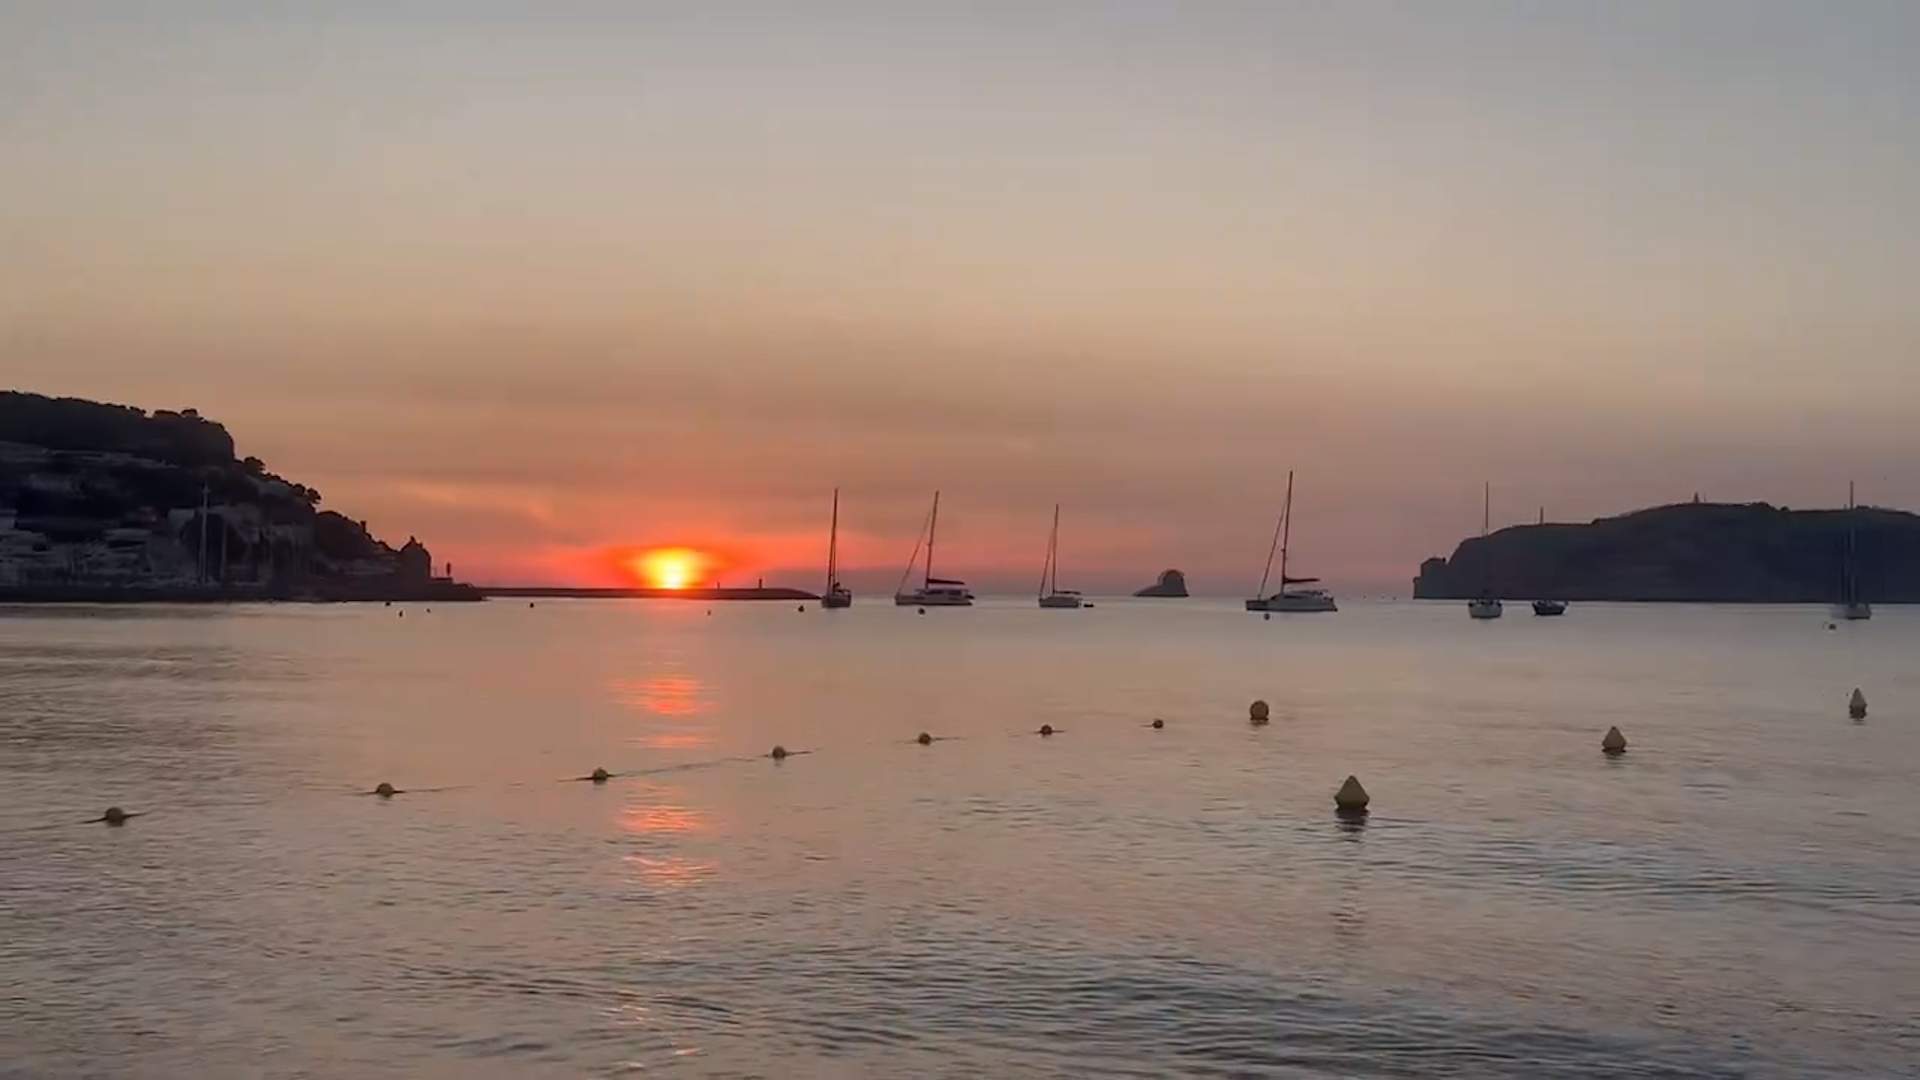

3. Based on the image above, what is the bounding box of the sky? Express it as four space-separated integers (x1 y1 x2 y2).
3 2 1918 593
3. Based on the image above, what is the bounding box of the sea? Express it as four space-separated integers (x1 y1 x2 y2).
2 598 1917 1078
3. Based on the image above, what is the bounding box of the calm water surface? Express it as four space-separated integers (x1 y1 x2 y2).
3 599 1918 1077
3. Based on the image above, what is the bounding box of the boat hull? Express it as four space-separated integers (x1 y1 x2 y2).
821 591 852 609
1038 593 1083 609
1832 602 1872 621
895 592 973 606
1532 600 1567 616
1246 593 1337 613
1468 599 1504 619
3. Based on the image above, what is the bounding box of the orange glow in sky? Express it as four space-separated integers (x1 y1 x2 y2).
628 547 715 590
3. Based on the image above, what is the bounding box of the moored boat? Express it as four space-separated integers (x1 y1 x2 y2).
894 491 974 606
821 487 852 608
1037 503 1083 609
1245 470 1337 613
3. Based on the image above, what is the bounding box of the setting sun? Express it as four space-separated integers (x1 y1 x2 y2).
630 547 712 590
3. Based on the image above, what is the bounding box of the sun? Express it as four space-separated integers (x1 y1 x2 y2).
631 547 708 590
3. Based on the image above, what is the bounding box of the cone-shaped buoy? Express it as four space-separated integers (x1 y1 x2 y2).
916 732 933 745
1151 718 1165 729
374 782 397 798
1038 724 1054 737
1334 775 1369 812
1849 688 1868 719
590 767 611 784
101 806 130 825
797 605 805 613
770 745 789 760
1249 699 1270 725
1601 726 1627 755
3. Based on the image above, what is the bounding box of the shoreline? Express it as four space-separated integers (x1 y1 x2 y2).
481 586 819 601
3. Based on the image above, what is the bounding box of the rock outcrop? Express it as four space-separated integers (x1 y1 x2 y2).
1134 568 1189 597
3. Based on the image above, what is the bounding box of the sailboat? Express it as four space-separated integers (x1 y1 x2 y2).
1834 481 1871 621
1245 470 1337 613
1037 503 1083 609
821 487 852 608
1468 482 1504 619
894 491 974 606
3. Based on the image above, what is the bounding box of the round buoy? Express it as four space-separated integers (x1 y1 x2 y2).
1333 775 1369 813
1601 726 1627 755
374 782 397 798
1263 612 1271 621
1249 699 1270 725
101 806 130 826
798 605 805 613
1038 724 1055 737
590 767 611 784
529 602 535 609
916 732 933 745
1151 718 1165 730
1849 688 1868 720
770 745 789 760
918 607 927 615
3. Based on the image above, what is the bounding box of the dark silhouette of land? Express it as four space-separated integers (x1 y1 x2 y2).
1414 500 1919 602
1133 569 1189 597
486 586 817 601
0 391 476 602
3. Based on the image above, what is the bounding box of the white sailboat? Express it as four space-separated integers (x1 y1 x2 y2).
1468 482 1503 619
1834 481 1871 621
821 487 852 609
894 491 974 606
1245 470 1337 613
1037 503 1083 609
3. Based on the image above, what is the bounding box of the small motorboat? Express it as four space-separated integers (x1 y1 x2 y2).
1532 599 1567 616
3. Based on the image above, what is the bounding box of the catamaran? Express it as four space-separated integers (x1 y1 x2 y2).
821 487 852 608
1468 482 1503 619
894 491 974 606
1037 503 1083 609
1245 470 1337 613
1834 481 1871 621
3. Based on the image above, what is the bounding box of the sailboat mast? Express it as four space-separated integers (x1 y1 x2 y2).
1846 480 1858 603
826 487 839 591
1279 471 1294 589
1050 503 1061 594
926 490 939 589
1483 482 1491 537
1256 503 1284 597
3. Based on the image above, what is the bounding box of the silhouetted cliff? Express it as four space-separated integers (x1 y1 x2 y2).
0 391 473 600
1413 501 1920 602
